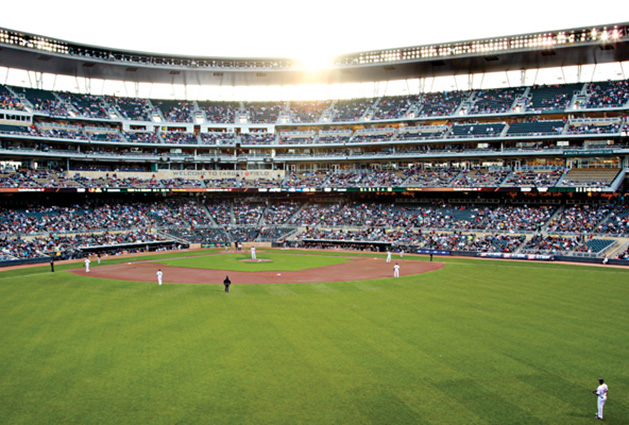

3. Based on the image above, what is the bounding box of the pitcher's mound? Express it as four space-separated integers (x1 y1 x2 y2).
239 258 272 263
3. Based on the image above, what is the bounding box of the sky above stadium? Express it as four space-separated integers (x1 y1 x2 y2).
2 0 628 63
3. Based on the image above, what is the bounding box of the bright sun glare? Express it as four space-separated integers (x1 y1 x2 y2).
297 51 334 72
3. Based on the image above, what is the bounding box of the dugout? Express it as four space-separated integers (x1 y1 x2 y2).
77 240 187 256
297 239 391 252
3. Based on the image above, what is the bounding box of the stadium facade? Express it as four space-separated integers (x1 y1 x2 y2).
0 23 628 264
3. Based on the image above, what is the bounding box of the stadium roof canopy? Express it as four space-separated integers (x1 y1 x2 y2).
1 23 628 86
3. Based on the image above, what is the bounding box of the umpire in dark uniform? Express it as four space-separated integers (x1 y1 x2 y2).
223 276 231 293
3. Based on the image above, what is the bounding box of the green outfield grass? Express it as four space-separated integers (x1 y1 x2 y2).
0 250 627 424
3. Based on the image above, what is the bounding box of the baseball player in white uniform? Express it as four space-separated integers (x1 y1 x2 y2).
593 378 608 420
84 257 91 273
386 250 392 263
157 269 163 286
251 246 256 260
393 263 400 278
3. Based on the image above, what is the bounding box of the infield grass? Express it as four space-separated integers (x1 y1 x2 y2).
0 250 627 425
160 250 352 271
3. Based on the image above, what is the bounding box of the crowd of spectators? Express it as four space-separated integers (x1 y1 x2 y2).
546 204 613 234
203 177 239 188
372 95 418 120
317 134 352 144
0 198 627 259
150 199 210 227
559 168 620 188
616 245 629 260
8 86 70 116
418 91 469 117
227 226 260 242
200 132 235 145
0 166 621 190
0 87 26 111
106 96 153 121
479 205 556 232
155 100 194 123
160 131 198 144
350 131 395 144
450 123 506 138
246 102 283 124
296 227 526 253
521 234 581 253
0 198 218 258
503 169 564 187
206 200 232 225
0 169 71 188
417 231 525 252
0 124 39 138
585 80 629 109
3 80 629 130
396 127 446 140
40 126 89 140
160 178 205 188
282 171 329 188
163 226 229 244
88 131 124 142
279 134 316 144
263 202 301 224
566 122 621 135
29 98 70 116
451 169 510 187
1 204 138 236
257 226 294 241
404 168 459 187
240 133 276 145
469 87 525 114
58 93 109 119
333 99 374 122
1 230 165 259
232 202 265 225
289 101 331 123
198 101 238 123
526 84 581 112
123 131 160 144
595 204 629 236
506 119 566 136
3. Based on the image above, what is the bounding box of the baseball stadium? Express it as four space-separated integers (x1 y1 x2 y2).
0 8 628 424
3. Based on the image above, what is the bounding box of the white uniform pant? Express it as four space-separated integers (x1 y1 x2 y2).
598 397 606 419
251 252 256 260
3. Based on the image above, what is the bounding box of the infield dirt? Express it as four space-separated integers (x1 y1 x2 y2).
69 254 444 284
